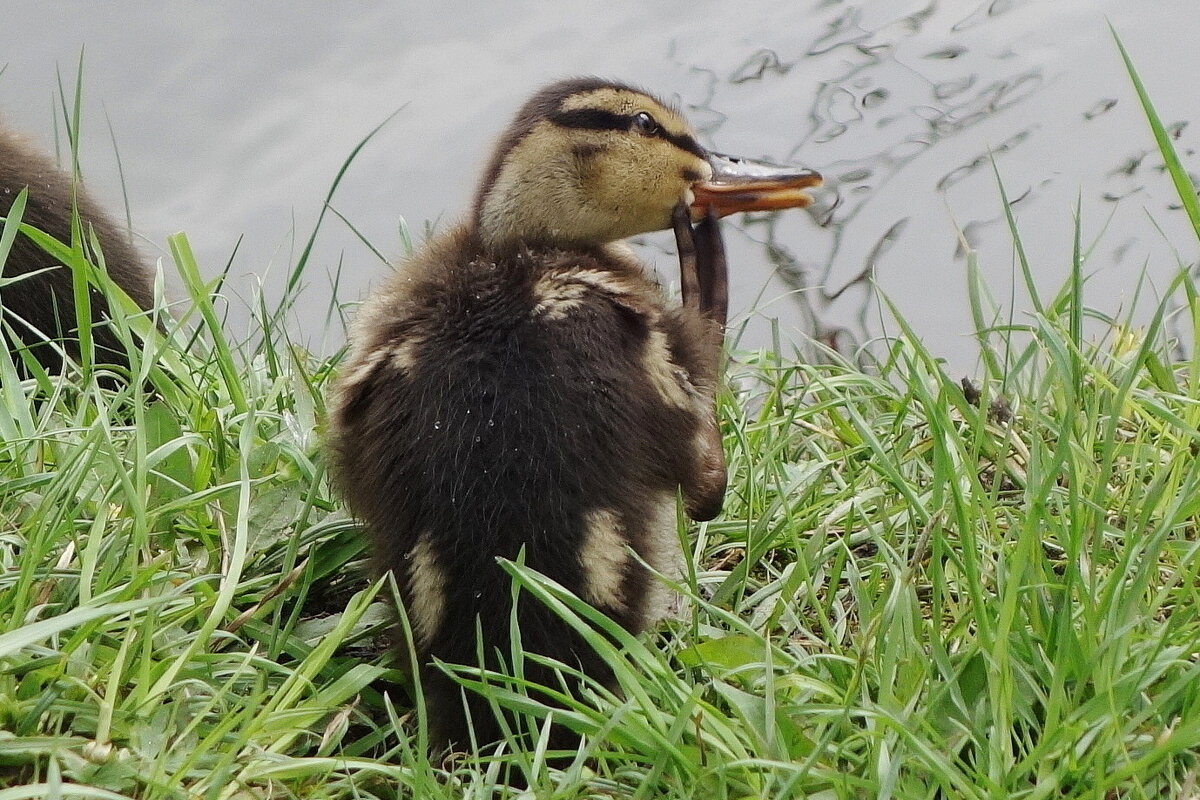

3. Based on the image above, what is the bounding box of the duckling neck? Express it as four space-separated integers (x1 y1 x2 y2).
474 170 603 252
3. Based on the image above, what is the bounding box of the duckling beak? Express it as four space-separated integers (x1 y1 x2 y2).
690 152 822 218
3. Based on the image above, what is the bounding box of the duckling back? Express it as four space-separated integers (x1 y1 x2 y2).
330 225 720 750
0 123 152 377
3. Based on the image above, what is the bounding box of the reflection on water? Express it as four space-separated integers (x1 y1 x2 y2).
1 0 1197 369
724 1 1052 357
674 0 1198 367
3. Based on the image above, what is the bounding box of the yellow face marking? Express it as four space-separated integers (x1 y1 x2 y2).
477 83 713 247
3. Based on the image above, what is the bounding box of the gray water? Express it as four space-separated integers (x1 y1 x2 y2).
2 1 1197 370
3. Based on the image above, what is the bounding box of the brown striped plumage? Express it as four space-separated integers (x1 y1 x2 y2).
328 78 729 753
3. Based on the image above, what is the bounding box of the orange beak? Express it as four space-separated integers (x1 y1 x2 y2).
690 152 823 218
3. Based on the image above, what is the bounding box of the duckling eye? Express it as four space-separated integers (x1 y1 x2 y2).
632 112 660 136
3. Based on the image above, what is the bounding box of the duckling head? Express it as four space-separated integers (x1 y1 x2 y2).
472 77 820 251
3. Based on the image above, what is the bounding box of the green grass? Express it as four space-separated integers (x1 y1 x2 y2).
3 37 1200 799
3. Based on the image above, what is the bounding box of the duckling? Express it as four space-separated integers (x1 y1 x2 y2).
0 123 152 377
328 77 820 753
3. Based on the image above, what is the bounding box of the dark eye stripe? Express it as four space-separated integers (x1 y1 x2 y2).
550 108 629 132
660 130 706 159
549 109 706 159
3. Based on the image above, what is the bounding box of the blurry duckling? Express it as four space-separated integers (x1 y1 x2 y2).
0 123 152 378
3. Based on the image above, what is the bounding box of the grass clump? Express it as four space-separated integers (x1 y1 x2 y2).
2 36 1200 799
